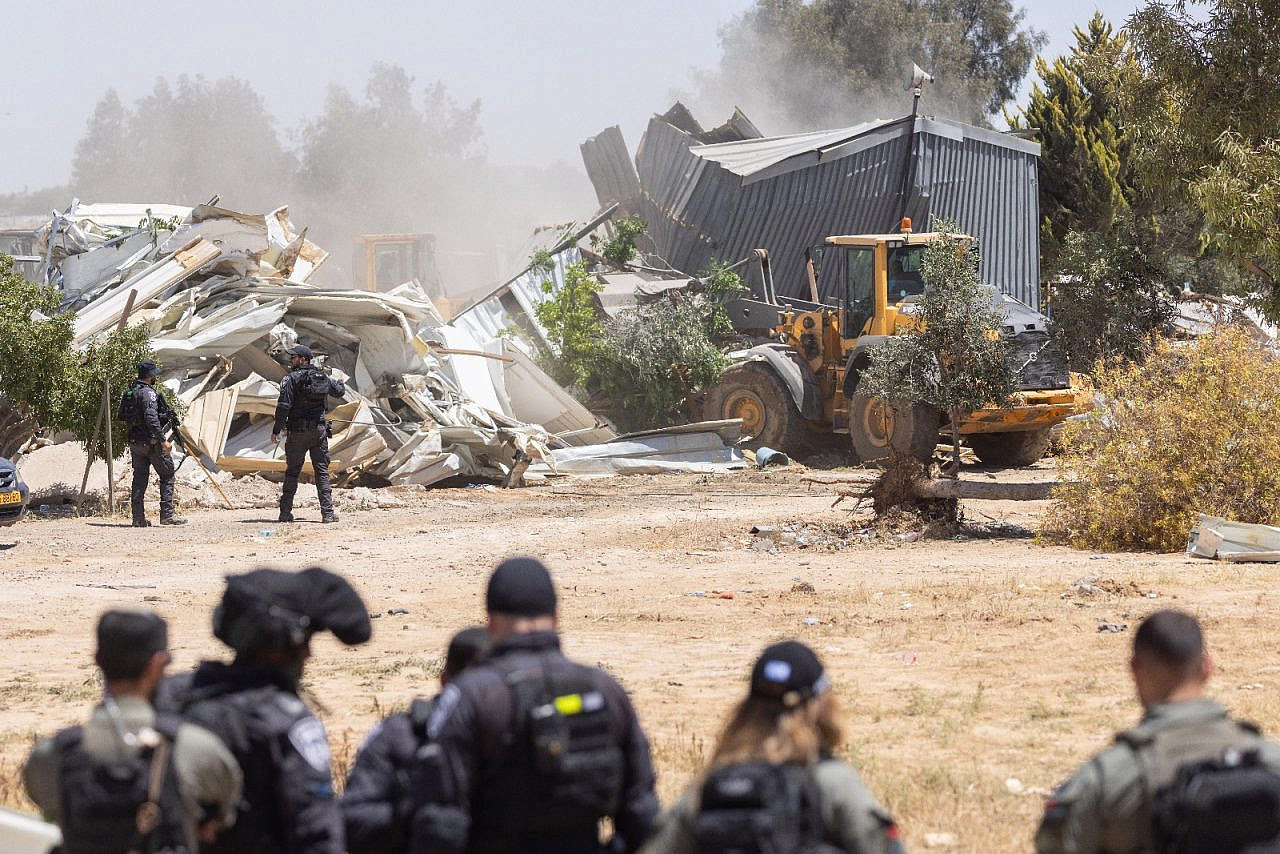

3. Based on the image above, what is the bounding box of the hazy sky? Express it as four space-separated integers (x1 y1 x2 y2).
0 0 1144 195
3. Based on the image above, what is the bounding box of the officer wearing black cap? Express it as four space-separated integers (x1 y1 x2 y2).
120 359 186 527
342 626 490 854
158 567 372 854
644 640 903 854
407 557 658 854
24 609 242 853
272 344 346 523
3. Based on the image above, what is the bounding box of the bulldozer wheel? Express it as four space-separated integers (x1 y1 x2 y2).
704 362 807 453
849 394 940 464
968 428 1053 467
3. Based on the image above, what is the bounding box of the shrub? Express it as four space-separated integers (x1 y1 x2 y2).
1042 327 1280 551
601 217 648 268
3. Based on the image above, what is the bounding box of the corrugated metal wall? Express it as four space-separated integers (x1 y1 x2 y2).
632 117 1042 310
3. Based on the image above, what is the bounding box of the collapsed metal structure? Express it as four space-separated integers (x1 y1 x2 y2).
583 103 1043 309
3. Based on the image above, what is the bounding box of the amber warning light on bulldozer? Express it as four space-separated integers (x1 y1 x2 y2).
899 217 912 233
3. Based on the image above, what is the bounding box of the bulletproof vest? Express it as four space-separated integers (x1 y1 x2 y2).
53 712 189 854
471 654 624 847
694 760 841 854
1119 716 1280 853
175 683 292 854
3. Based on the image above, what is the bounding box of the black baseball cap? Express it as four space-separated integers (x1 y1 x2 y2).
485 557 558 617
750 640 828 706
137 360 159 379
95 609 169 680
286 344 313 359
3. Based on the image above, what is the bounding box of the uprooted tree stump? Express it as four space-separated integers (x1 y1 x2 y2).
831 452 1058 520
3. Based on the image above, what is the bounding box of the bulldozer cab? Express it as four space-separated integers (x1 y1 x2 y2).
814 221 942 340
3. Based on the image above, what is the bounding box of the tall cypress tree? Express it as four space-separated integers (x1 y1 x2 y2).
1009 13 1132 272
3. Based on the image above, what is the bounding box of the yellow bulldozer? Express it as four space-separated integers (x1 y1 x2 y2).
702 220 1092 466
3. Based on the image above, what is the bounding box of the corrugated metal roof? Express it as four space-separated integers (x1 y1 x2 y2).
621 108 1043 310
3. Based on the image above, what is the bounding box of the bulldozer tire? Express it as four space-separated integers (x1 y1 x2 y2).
704 362 807 454
968 428 1053 467
849 394 940 464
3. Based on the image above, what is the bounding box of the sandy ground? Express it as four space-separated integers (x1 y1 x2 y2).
2 461 1279 852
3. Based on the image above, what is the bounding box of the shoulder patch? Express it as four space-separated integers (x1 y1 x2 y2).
288 717 331 773
426 683 462 740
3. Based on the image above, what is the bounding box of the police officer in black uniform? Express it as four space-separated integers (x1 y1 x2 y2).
342 626 490 854
122 359 186 527
272 344 346 524
407 557 659 854
158 566 372 854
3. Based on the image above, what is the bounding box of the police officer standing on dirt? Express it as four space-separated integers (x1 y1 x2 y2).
159 566 372 854
272 344 345 524
23 609 242 853
1036 608 1280 853
407 556 658 854
123 359 186 527
342 626 490 853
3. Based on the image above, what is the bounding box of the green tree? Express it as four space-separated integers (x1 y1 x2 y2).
704 0 1044 130
600 217 648 268
1113 0 1280 312
0 254 155 461
1008 13 1132 270
856 222 1016 474
532 257 606 389
1046 223 1174 370
71 76 294 210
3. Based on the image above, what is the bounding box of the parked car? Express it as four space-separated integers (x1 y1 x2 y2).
0 457 30 527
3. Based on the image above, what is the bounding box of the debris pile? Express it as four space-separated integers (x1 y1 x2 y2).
25 200 745 489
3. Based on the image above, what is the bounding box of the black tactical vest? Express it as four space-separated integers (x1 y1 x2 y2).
54 712 188 854
174 682 291 854
469 654 624 852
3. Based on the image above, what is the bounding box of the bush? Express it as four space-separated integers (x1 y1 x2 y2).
601 217 647 268
1042 327 1280 551
532 258 605 389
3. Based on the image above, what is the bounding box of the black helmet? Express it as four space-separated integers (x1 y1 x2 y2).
212 566 371 655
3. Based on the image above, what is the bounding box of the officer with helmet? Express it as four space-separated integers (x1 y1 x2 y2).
272 344 346 524
407 556 658 854
158 566 372 854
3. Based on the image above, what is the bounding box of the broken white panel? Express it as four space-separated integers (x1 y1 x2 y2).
150 297 288 366
0 804 62 854
375 426 451 485
349 324 432 383
73 237 221 345
181 386 239 459
59 231 156 298
536 429 745 476
451 246 580 354
1187 514 1280 562
432 325 507 415
326 399 389 471
229 374 281 417
500 344 616 445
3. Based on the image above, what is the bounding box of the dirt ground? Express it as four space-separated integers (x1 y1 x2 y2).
3 461 1279 852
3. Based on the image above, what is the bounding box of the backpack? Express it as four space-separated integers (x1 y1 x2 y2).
1152 748 1280 853
494 656 625 829
1120 717 1280 853
53 712 188 854
296 367 332 404
695 760 842 854
117 386 142 426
